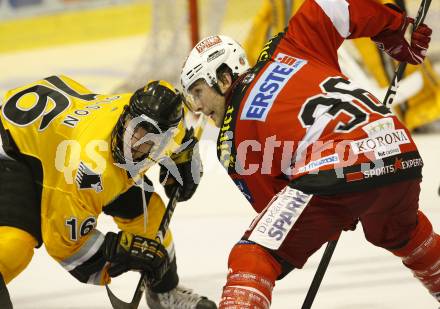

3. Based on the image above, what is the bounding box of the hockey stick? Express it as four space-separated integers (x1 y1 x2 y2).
106 114 207 309
106 272 147 309
300 238 339 309
106 187 181 309
383 0 432 107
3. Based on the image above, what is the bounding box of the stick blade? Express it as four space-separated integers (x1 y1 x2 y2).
106 274 147 309
106 284 138 309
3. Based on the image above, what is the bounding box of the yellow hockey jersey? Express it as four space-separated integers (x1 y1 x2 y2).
0 75 184 284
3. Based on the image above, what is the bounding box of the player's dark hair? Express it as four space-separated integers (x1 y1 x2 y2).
216 63 236 84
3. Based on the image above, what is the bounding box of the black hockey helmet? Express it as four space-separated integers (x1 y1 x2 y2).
111 80 184 164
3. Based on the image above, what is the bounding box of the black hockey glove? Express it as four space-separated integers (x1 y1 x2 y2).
103 231 170 282
159 127 203 202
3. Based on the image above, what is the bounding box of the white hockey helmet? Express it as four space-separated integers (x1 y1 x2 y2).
181 35 250 93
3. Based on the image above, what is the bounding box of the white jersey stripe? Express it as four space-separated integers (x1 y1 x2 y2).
61 229 104 271
315 0 351 38
87 267 106 285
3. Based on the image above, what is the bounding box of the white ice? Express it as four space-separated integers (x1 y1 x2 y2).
1 37 439 309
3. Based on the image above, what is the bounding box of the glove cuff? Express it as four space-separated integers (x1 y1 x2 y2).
147 257 179 293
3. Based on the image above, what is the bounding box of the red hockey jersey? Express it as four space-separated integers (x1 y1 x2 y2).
217 0 423 213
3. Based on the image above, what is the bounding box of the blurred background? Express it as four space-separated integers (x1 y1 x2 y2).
1 0 440 130
0 0 258 92
1 1 440 308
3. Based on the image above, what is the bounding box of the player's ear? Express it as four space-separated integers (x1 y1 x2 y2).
218 72 232 94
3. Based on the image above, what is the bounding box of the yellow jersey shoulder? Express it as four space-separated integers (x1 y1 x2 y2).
1 75 134 209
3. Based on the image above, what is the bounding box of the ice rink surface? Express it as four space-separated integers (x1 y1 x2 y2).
1 36 440 309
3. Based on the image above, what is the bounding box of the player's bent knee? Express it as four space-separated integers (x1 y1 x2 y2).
0 226 37 283
390 211 440 300
390 211 433 257
219 242 282 309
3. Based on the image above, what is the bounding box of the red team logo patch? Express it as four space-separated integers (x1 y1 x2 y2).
240 52 307 122
195 36 222 54
274 53 299 67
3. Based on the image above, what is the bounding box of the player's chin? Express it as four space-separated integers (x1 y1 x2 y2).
208 112 216 125
212 114 223 128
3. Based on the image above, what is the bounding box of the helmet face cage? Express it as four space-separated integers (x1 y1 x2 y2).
111 110 177 167
111 105 130 164
111 81 183 167
181 35 250 94
125 114 175 162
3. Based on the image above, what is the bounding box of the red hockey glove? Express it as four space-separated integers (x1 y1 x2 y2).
372 3 432 65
